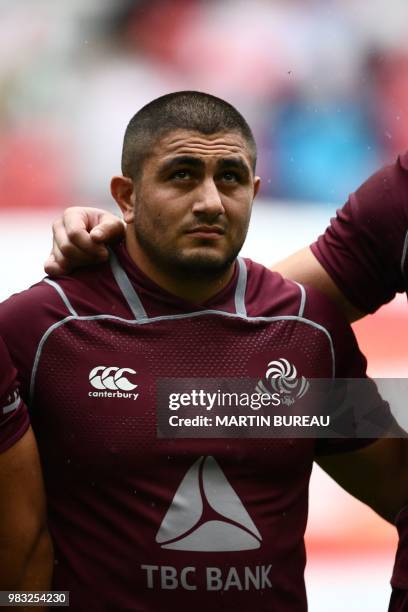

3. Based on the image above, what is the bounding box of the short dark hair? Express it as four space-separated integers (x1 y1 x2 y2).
121 91 257 179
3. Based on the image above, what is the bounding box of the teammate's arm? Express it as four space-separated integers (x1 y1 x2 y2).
45 206 125 275
277 157 408 322
0 427 53 589
317 434 408 524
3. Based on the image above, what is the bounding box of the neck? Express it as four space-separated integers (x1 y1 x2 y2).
124 232 235 305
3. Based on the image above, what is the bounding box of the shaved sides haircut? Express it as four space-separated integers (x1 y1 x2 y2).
121 91 257 180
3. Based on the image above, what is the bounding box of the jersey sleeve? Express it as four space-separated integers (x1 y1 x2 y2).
311 152 408 313
0 336 30 453
0 280 76 402
302 287 394 456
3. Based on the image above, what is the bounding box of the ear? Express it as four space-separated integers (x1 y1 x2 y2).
253 176 261 199
110 176 135 224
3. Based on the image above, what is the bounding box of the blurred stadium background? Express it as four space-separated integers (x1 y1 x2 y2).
1 1 407 609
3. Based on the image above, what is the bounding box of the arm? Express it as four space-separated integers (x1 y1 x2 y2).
0 427 53 589
303 285 406 525
317 431 408 524
42 207 367 324
273 246 365 323
277 158 408 319
45 206 125 275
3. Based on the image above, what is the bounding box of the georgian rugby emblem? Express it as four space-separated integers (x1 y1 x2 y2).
256 358 309 406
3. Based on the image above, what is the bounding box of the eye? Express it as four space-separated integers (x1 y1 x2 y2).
220 171 240 183
171 170 192 180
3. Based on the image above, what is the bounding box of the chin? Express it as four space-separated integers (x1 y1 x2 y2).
176 249 237 273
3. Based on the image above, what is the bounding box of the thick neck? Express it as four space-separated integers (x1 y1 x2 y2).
125 230 235 306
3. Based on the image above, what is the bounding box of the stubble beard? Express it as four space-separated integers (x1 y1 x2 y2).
133 220 247 282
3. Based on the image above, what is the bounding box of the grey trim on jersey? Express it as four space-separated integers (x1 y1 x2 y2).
30 315 75 401
401 230 408 282
109 250 147 320
3 396 21 415
44 278 78 316
234 257 248 316
110 253 247 318
294 282 306 318
30 310 335 403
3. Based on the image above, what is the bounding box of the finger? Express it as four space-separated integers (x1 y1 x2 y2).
58 209 99 254
61 207 123 252
51 239 73 272
45 239 109 276
51 207 119 272
54 209 109 260
52 215 90 257
44 253 64 276
89 214 126 244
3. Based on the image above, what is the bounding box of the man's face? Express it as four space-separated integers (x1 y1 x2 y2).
127 129 260 278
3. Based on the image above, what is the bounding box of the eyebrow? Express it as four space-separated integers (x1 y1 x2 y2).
158 155 251 178
216 157 251 178
159 156 205 175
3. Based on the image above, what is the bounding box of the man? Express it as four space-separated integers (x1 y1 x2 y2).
50 144 408 610
0 337 53 591
3 91 405 610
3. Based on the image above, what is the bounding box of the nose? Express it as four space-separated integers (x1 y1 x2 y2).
192 178 225 219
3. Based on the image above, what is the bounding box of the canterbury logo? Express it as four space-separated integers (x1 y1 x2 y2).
156 456 261 552
256 358 309 403
89 366 137 391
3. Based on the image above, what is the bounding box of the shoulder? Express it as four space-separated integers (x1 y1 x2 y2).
245 257 348 327
0 263 110 387
244 258 306 317
0 260 132 392
0 279 72 395
246 259 366 377
40 260 134 318
319 153 408 248
351 152 408 230
0 280 69 339
310 152 408 312
0 259 129 327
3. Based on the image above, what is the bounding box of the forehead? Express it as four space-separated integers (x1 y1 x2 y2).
150 129 254 167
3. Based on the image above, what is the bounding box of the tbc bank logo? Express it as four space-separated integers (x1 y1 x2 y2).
156 456 261 552
89 366 138 391
256 358 309 406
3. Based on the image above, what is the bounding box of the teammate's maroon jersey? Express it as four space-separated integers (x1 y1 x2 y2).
311 153 408 599
0 245 388 611
0 336 29 453
311 151 408 314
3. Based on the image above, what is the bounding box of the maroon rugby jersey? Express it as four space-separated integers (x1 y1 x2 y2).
311 153 408 596
0 336 29 453
0 245 387 611
311 151 408 313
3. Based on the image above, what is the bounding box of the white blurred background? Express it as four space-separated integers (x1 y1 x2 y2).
2 1 408 609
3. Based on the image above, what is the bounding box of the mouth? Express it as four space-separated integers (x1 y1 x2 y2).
186 226 225 238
